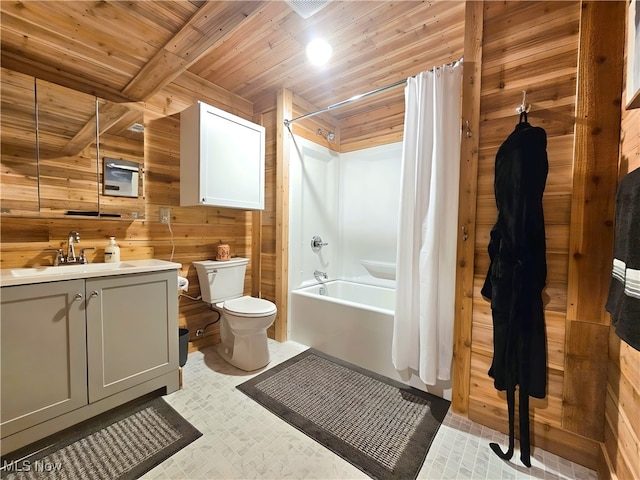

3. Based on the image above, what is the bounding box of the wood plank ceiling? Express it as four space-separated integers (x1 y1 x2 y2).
0 0 465 120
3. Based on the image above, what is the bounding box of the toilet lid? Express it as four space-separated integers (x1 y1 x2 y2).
224 296 277 316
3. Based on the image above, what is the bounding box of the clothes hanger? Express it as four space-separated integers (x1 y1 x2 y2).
519 111 528 123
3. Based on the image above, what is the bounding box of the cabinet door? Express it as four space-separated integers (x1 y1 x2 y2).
0 68 38 214
180 101 265 209
200 104 265 209
37 79 99 216
98 99 146 220
86 271 178 403
1 280 88 437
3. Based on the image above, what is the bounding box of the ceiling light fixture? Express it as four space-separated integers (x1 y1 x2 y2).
306 38 333 66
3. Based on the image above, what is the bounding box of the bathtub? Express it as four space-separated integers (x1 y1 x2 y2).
290 280 427 390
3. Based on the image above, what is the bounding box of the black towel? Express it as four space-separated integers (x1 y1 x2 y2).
606 168 640 351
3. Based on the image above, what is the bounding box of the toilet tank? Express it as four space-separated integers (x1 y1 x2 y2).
193 257 249 304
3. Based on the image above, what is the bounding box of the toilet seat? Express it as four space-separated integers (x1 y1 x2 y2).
223 296 277 317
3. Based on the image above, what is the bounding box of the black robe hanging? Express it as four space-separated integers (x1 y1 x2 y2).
481 113 548 467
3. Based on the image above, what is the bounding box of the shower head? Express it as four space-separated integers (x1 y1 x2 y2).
317 128 336 142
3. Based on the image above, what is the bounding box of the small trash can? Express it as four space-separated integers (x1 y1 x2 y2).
178 328 189 367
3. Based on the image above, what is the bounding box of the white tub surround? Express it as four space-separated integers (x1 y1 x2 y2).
287 138 451 398
290 280 449 398
360 259 396 280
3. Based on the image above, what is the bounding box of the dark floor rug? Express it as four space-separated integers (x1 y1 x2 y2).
237 348 450 480
0 394 201 480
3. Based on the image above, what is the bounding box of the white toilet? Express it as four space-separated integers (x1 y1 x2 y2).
193 257 277 371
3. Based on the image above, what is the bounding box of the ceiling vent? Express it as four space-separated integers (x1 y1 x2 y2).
285 0 330 19
128 123 145 134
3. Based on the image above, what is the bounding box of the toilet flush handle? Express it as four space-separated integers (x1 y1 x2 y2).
207 269 218 283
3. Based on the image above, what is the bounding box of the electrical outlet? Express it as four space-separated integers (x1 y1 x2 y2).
159 207 170 224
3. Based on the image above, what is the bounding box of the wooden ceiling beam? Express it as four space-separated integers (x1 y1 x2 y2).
122 1 264 102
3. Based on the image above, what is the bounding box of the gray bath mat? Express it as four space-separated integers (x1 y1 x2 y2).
237 348 450 480
0 395 201 480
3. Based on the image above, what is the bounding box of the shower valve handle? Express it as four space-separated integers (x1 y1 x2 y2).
311 235 328 252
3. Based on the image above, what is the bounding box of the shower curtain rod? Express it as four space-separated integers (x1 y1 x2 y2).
283 78 406 127
283 58 463 127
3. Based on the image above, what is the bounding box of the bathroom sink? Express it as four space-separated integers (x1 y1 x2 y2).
10 262 138 277
2 259 181 286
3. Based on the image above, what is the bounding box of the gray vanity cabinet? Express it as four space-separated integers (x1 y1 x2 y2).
0 280 88 437
0 267 179 454
86 271 177 402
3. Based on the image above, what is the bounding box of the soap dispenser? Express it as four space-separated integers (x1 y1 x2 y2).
104 236 121 263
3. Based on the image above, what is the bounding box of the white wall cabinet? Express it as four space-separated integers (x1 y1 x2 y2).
180 101 265 210
0 269 179 454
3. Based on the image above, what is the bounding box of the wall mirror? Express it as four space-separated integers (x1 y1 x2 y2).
98 99 145 219
0 68 145 220
0 68 39 215
37 78 99 216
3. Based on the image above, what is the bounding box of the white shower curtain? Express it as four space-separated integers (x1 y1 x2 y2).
392 62 462 385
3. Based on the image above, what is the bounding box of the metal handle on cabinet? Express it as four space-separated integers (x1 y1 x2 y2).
90 291 99 298
74 293 83 300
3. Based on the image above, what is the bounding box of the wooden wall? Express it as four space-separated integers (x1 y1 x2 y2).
2 2 638 474
258 3 633 470
601 17 640 474
460 0 634 471
0 71 258 353
252 91 342 342
468 0 586 461
254 102 279 339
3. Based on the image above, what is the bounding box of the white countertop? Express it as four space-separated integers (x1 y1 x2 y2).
1 259 182 287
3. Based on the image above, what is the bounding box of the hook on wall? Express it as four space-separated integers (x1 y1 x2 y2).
465 120 472 138
516 90 531 114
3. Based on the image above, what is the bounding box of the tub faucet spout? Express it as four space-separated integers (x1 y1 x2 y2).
314 270 328 282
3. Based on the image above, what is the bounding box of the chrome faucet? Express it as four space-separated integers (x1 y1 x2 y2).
45 231 94 265
48 231 94 265
314 270 328 282
67 231 80 262
313 270 328 295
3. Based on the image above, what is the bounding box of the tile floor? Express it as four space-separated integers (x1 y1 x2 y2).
145 340 598 480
